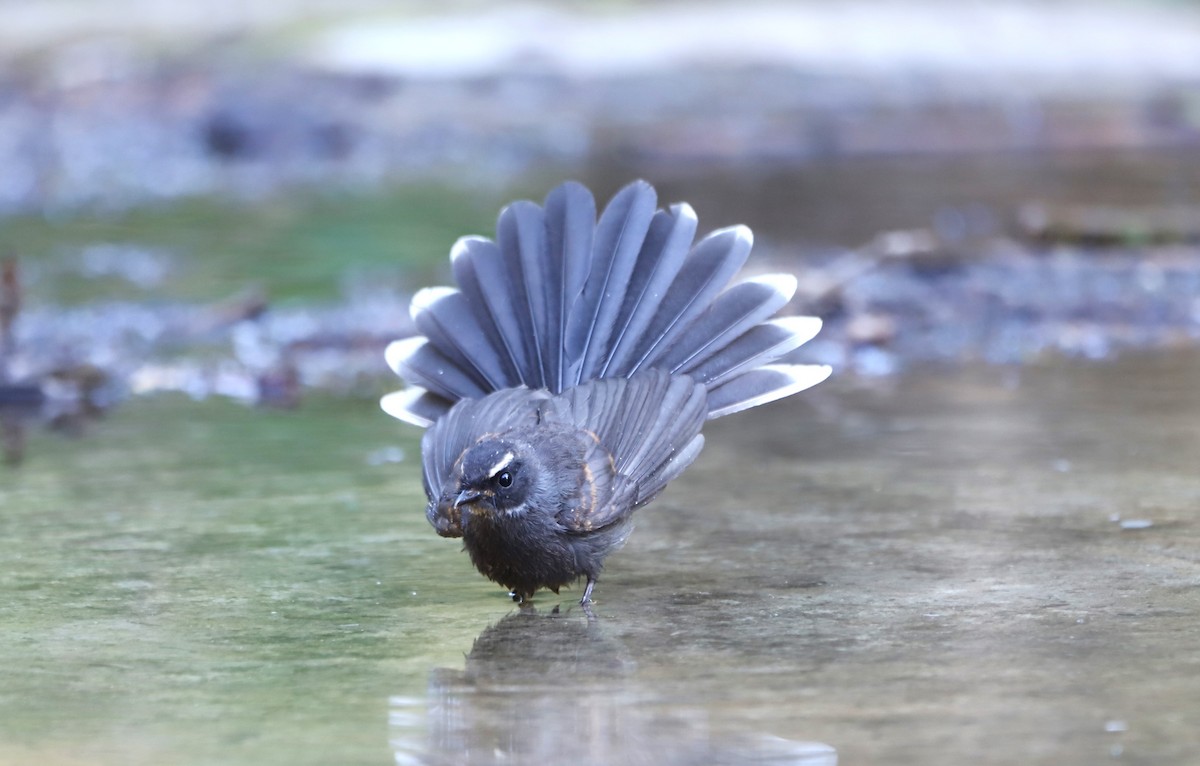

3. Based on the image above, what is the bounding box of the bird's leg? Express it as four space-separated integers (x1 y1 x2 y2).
509 591 524 604
580 577 597 605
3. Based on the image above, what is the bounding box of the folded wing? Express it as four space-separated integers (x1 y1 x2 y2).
545 370 708 532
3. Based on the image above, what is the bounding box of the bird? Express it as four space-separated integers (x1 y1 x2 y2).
382 180 830 604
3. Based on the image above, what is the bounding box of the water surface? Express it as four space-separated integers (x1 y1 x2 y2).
2 354 1198 764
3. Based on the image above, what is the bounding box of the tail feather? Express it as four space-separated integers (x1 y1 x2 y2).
410 287 507 391
450 236 530 386
599 203 698 378
497 200 548 389
385 337 488 402
565 180 657 385
543 182 596 392
706 364 832 419
681 316 820 405
382 180 827 427
656 274 798 375
683 316 823 389
380 386 449 428
628 224 753 374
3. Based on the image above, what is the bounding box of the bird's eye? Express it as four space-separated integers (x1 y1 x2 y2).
496 470 513 488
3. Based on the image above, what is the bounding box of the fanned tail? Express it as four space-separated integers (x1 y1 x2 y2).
383 180 829 427
599 203 697 378
564 181 657 385
496 200 548 389
543 182 596 392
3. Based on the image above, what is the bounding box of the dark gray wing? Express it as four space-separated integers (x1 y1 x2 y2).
546 370 708 532
420 387 550 536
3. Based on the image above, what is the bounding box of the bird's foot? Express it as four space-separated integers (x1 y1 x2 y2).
579 577 597 606
511 591 538 608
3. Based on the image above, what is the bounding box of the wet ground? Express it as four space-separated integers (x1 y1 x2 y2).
2 5 1199 763
3 352 1197 765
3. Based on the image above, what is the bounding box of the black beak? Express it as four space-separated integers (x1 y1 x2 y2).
454 488 483 509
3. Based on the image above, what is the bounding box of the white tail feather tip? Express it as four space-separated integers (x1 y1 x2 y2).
384 337 426 376
705 224 755 248
449 235 489 264
771 363 833 392
772 315 823 348
747 273 799 303
380 389 435 428
707 364 832 419
733 224 754 248
409 286 457 322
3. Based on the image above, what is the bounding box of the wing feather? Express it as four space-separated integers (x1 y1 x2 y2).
548 370 708 530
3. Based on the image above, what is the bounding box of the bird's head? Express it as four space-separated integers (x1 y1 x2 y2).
452 438 534 519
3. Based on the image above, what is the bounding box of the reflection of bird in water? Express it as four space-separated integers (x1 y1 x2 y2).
389 608 838 766
418 607 636 766
383 180 830 603
459 605 633 680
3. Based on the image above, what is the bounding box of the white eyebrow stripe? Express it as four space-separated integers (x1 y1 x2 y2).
487 452 515 479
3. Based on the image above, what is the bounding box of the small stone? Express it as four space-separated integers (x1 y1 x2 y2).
1119 519 1153 530
846 313 897 346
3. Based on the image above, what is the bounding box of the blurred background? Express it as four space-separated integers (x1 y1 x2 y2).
2 3 1200 765
2 0 1199 425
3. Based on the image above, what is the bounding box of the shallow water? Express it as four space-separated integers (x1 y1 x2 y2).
2 353 1199 765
